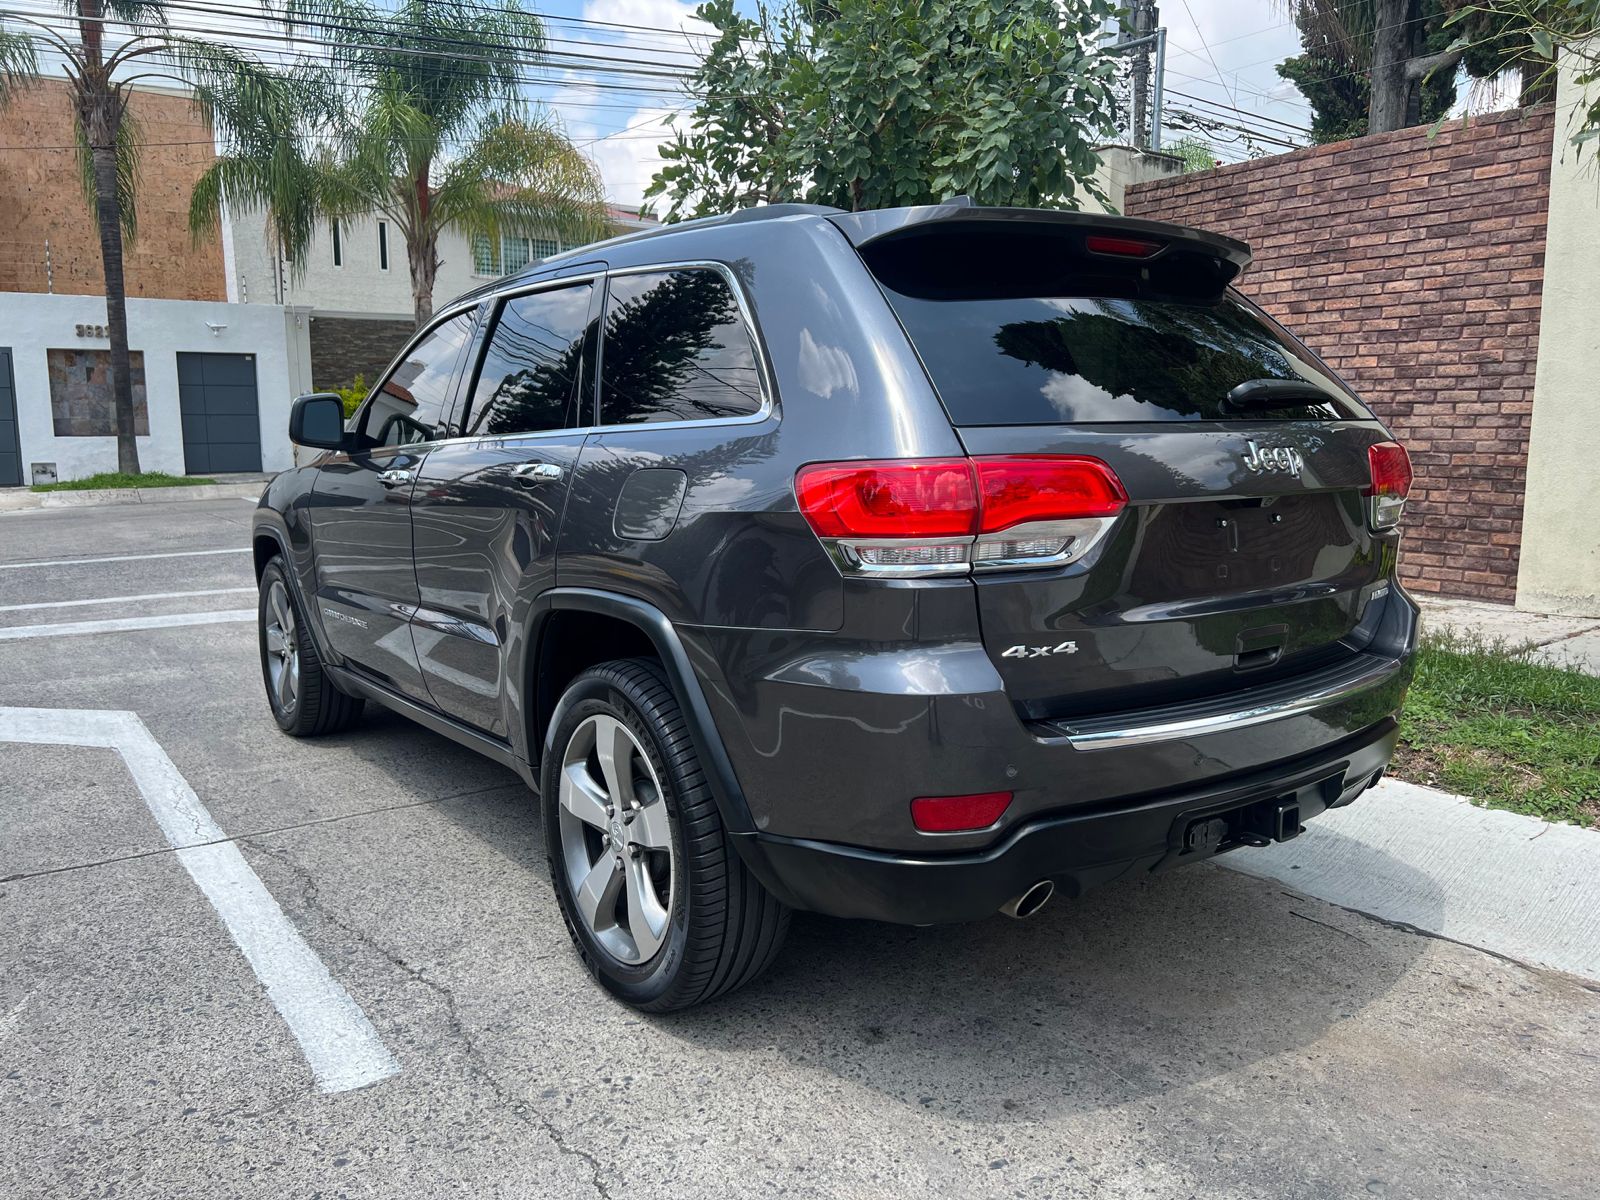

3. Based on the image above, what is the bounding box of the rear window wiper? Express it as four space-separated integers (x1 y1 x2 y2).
1224 378 1338 413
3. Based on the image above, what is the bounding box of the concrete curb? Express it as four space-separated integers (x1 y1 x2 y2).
0 481 265 513
1224 777 1600 983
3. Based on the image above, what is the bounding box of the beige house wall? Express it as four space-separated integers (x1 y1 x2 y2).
0 79 226 301
1516 50 1600 617
1086 145 1185 214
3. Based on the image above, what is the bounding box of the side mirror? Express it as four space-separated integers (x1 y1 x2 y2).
289 393 349 451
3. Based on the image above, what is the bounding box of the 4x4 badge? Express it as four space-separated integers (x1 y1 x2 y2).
1002 641 1078 659
1241 438 1304 477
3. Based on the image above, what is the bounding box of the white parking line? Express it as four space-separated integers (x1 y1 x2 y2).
0 610 256 640
0 587 255 613
0 548 250 571
0 707 401 1094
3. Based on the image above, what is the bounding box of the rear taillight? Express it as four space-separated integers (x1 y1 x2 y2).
1365 441 1412 530
795 456 1128 577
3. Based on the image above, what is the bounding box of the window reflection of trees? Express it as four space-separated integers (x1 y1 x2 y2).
467 286 593 437
601 270 763 424
993 298 1342 422
361 312 474 447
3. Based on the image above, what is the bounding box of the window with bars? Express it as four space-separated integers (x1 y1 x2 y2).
472 232 565 277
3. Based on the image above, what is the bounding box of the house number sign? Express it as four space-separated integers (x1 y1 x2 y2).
75 323 108 338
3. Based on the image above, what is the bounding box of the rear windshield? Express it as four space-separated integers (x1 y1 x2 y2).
881 291 1371 425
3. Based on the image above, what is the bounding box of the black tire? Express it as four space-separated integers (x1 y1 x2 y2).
542 658 789 1012
257 557 364 737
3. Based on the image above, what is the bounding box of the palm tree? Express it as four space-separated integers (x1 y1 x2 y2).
0 3 287 474
210 0 611 327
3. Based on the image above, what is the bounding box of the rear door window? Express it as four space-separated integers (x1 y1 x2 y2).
598 268 764 425
463 282 595 436
883 291 1369 425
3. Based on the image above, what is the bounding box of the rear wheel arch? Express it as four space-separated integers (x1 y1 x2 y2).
524 590 755 837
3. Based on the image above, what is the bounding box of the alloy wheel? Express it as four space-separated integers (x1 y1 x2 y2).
557 714 676 965
263 579 300 716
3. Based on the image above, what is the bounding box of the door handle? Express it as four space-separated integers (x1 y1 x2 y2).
377 468 413 488
512 462 564 485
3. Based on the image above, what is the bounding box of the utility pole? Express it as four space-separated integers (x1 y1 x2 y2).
1125 0 1159 149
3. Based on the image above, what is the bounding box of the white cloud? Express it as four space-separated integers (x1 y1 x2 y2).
581 0 712 37
586 106 682 209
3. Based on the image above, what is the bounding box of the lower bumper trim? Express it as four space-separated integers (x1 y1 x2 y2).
733 718 1399 925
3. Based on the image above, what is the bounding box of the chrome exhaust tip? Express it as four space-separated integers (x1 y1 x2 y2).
1000 879 1055 920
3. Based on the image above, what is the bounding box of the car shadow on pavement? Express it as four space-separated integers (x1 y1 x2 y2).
343 711 1440 1123
653 848 1441 1122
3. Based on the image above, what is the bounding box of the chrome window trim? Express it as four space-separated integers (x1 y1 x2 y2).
330 259 777 460
591 259 776 433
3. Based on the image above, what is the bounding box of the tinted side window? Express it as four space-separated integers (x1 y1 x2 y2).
464 282 594 437
359 312 474 448
599 269 763 425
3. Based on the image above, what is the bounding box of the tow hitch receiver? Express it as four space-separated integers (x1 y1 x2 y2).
1171 796 1305 867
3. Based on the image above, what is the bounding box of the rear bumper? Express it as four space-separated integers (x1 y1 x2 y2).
734 717 1399 924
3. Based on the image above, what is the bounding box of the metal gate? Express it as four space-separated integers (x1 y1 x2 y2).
178 352 262 475
0 348 21 488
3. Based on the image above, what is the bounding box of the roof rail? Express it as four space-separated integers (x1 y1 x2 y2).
501 202 846 280
719 202 846 224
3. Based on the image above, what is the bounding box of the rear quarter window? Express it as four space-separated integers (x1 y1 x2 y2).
599 268 765 425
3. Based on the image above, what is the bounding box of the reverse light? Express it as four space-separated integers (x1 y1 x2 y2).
1365 441 1413 530
795 456 1128 577
910 791 1013 833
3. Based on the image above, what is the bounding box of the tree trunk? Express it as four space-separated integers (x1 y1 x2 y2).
77 0 140 474
1520 59 1557 108
1368 0 1413 135
408 166 437 328
408 225 437 327
90 132 139 474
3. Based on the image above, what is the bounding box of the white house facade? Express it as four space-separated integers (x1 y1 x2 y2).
225 206 655 393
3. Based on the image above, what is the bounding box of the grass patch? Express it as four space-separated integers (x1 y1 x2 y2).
32 471 216 492
1395 631 1600 826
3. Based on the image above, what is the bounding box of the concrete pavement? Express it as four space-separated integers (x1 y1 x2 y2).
3 500 1598 1199
1420 595 1600 674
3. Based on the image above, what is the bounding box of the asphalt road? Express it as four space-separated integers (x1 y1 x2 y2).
2 498 1597 1199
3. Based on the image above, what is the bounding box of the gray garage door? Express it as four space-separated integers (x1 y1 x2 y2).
178 352 262 474
0 348 20 488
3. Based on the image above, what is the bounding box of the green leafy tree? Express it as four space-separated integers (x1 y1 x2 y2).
1443 1 1597 131
204 1 613 327
1169 134 1219 172
0 3 298 473
1276 1 1459 141
647 0 1120 220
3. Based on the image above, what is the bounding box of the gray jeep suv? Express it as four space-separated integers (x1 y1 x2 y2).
252 202 1418 1011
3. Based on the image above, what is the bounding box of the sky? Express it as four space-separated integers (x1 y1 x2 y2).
4 0 1513 209
532 0 1326 206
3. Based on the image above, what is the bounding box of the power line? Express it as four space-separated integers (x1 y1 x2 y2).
1176 0 1239 109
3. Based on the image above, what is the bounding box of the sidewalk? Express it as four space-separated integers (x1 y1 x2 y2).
1226 777 1600 983
0 473 270 513
1418 595 1600 676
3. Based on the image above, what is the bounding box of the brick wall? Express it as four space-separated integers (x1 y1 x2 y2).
1124 107 1554 603
309 315 416 392
0 80 226 301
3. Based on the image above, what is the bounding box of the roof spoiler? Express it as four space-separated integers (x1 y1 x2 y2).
827 205 1252 276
